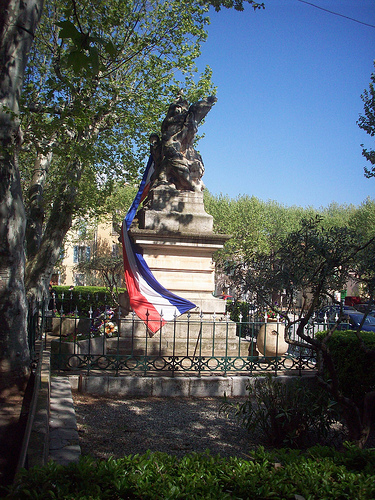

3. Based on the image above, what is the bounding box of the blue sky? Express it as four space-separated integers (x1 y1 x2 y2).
195 0 375 209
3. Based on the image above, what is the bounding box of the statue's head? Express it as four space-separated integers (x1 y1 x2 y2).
168 97 189 117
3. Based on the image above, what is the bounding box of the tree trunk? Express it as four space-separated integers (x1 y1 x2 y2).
26 149 53 259
0 148 29 394
342 391 375 449
317 344 374 449
23 95 112 300
25 165 82 300
0 0 44 394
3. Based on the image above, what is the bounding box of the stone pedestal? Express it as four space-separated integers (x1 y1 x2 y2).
137 185 214 234
116 185 250 360
133 185 231 316
130 229 229 315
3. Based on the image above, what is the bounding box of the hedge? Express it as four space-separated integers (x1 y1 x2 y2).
7 446 375 499
316 330 375 406
51 286 127 317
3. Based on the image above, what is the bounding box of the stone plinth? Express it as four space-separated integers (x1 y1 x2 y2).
137 185 214 233
109 316 250 358
130 230 230 315
133 185 231 316
50 337 106 369
51 318 91 336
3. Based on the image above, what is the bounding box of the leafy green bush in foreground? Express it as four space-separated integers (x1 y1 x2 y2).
7 445 375 499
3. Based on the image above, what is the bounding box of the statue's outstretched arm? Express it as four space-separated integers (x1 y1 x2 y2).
188 96 217 125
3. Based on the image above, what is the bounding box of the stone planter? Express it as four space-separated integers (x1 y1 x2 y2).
51 337 106 369
257 321 288 358
51 317 91 336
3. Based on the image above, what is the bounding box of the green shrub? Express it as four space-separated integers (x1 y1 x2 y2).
7 446 375 499
221 374 338 448
316 330 375 407
226 300 251 322
52 286 126 317
226 300 262 338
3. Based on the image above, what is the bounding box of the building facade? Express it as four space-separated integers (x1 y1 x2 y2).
51 217 122 287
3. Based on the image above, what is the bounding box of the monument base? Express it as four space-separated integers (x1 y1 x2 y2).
130 229 230 316
137 185 214 233
133 185 231 316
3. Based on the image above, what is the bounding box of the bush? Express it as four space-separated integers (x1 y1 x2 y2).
7 446 375 499
226 300 251 322
221 374 339 448
51 286 126 317
316 330 375 407
226 300 261 338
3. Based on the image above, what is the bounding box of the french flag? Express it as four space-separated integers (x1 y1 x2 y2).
120 155 196 334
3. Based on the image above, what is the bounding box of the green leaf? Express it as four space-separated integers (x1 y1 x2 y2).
56 20 82 41
66 50 90 74
88 47 100 75
105 41 117 57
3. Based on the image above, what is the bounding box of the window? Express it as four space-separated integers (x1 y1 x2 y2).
73 245 91 263
112 244 119 258
74 273 85 286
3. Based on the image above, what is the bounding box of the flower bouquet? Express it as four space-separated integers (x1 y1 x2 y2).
91 306 119 338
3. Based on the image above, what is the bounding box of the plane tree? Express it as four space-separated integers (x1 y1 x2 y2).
204 189 364 299
358 61 375 178
0 0 44 394
204 191 318 296
21 0 217 303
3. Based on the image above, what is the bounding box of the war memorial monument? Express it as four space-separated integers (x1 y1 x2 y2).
118 96 251 361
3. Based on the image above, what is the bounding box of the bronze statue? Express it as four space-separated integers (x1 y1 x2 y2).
149 96 217 192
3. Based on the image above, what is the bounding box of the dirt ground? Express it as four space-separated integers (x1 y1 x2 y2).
72 393 258 460
0 387 27 492
72 392 370 461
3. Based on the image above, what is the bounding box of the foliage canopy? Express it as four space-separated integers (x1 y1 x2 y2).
358 61 375 178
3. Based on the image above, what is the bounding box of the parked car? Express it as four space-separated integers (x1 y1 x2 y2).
354 303 375 314
338 312 375 333
315 305 357 323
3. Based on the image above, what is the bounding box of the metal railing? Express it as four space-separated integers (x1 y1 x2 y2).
46 307 332 376
27 300 48 361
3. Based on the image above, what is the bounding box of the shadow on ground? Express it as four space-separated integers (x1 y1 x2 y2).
72 394 255 460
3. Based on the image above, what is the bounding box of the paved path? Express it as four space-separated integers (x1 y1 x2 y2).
49 377 81 465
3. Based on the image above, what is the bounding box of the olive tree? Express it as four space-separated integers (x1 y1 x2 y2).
229 215 375 447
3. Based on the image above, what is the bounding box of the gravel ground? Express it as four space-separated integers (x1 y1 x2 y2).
72 393 374 461
72 393 259 460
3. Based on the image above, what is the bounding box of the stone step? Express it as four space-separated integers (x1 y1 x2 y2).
118 320 239 340
106 338 253 357
50 317 242 342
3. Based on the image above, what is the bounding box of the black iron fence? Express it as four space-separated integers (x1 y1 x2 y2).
27 300 48 360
